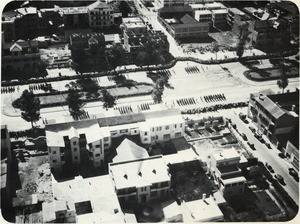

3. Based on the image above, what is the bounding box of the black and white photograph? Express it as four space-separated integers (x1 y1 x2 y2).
0 0 299 223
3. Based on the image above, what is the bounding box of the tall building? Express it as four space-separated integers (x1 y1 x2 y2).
87 0 114 30
248 89 299 146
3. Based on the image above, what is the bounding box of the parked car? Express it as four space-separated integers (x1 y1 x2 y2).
278 152 285 158
289 168 298 178
259 137 265 143
232 123 237 129
249 126 256 133
266 164 274 173
241 133 248 141
247 142 256 150
265 143 271 149
275 174 284 184
243 119 249 124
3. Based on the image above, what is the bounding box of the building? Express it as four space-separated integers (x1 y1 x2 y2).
212 9 228 29
156 0 213 8
60 6 89 31
249 19 290 51
109 155 171 204
112 138 149 163
284 139 299 172
2 7 39 42
42 175 126 223
162 194 224 222
69 32 105 50
248 89 299 146
121 17 147 35
87 0 114 30
158 6 209 39
194 10 212 26
209 148 246 196
124 30 169 54
2 40 41 73
45 109 185 173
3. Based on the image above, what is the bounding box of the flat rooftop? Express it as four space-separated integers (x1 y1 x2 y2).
218 164 240 174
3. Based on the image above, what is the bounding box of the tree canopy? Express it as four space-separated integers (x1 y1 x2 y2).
19 90 41 128
236 22 250 58
65 82 86 118
76 78 100 99
119 1 132 17
105 45 126 73
101 89 116 109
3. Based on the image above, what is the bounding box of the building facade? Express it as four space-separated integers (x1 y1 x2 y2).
45 109 185 173
209 148 246 196
248 89 299 146
109 155 171 204
158 6 209 39
87 1 114 30
285 140 299 172
212 9 228 28
2 40 41 73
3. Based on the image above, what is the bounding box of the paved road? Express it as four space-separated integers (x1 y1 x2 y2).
225 109 299 205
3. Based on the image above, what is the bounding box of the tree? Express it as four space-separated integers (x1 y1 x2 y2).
65 83 85 118
76 78 100 99
19 90 41 128
277 71 289 93
236 22 250 58
101 89 116 109
119 1 132 17
152 88 163 104
105 45 126 75
211 42 219 60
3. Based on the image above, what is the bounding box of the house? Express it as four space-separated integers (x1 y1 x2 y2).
209 148 246 196
158 6 209 39
109 155 171 204
42 175 126 223
227 8 251 35
112 138 149 163
248 89 299 146
2 40 41 73
45 109 185 173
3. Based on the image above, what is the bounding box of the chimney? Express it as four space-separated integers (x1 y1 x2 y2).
138 171 142 177
152 169 156 174
202 193 206 199
124 174 128 179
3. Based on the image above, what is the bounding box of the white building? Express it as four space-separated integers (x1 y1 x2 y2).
42 175 125 223
209 148 246 196
46 109 185 173
109 155 171 204
121 17 147 35
212 9 228 28
88 0 114 29
195 10 212 25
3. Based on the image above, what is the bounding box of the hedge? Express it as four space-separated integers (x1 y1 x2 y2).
2 49 298 87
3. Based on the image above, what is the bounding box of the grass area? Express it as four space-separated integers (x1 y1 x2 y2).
37 84 153 106
244 67 299 81
170 163 217 202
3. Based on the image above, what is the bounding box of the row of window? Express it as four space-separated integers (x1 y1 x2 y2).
151 124 183 132
90 10 113 15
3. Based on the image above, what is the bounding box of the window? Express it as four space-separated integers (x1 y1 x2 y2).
151 136 155 141
180 124 183 128
151 128 154 132
79 134 86 139
74 148 77 152
104 137 109 141
165 125 169 130
163 134 171 140
144 132 148 136
120 129 128 134
144 138 148 141
150 191 158 197
174 124 177 128
52 160 57 163
73 141 77 145
175 132 181 138
53 151 56 154
104 143 109 147
95 144 100 148
95 153 100 157
74 156 78 160
157 127 162 131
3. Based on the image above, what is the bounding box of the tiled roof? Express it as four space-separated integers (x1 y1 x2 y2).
256 95 285 119
180 14 198 24
113 138 149 163
97 113 145 127
88 0 110 11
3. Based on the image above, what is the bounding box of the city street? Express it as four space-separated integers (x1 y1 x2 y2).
225 109 299 205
